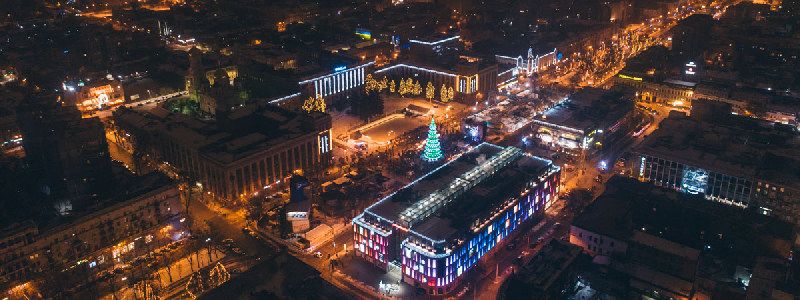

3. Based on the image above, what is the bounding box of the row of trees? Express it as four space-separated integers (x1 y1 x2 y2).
365 74 455 102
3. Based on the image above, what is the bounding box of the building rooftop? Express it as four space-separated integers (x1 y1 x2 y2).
502 239 584 298
366 143 505 225
574 176 795 264
114 103 330 166
636 114 800 188
364 143 556 243
536 88 633 133
414 155 554 241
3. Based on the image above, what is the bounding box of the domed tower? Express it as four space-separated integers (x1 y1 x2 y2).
211 68 236 126
186 47 204 100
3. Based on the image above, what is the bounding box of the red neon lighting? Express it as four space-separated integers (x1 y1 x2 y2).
392 223 409 232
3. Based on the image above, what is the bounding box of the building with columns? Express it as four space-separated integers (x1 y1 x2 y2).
373 59 497 102
298 62 374 101
113 100 332 202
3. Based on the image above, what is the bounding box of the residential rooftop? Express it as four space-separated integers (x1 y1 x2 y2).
502 239 584 298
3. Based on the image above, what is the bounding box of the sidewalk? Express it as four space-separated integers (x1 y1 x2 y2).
335 253 410 299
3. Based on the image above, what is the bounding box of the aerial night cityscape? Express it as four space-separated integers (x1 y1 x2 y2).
1 0 799 299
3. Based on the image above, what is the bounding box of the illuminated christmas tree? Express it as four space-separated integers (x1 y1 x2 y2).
447 86 455 102
379 76 389 92
425 82 435 101
421 117 444 162
412 80 422 96
364 74 378 93
398 78 408 96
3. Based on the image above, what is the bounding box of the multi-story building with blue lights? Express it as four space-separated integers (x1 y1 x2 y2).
352 143 561 295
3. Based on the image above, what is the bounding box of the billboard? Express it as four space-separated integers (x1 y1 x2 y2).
681 166 708 194
355 28 372 40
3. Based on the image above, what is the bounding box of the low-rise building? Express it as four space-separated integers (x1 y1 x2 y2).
0 174 184 295
373 35 499 102
113 100 332 202
499 239 585 300
632 111 800 224
62 79 126 115
613 74 695 108
353 143 560 295
533 88 636 155
570 176 796 300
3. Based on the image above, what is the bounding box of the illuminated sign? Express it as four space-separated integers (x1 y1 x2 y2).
618 74 643 81
681 167 708 194
287 212 309 220
334 66 347 72
355 29 372 40
685 61 697 75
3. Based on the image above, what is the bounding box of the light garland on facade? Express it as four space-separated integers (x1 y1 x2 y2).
409 36 460 45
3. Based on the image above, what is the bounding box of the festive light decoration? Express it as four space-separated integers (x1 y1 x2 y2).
412 80 422 96
425 82 435 101
186 272 205 299
208 262 231 288
302 95 326 113
380 76 389 92
133 280 157 300
375 64 457 77
389 79 396 93
409 35 460 45
398 78 409 97
364 74 378 93
440 84 449 102
353 143 562 291
268 92 302 105
447 86 455 102
421 117 444 162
